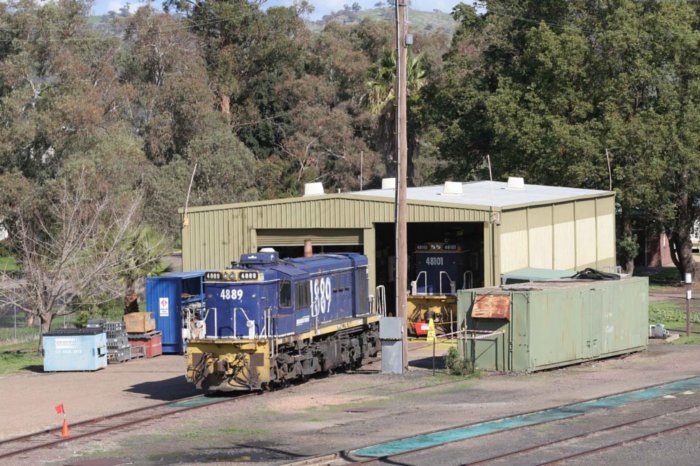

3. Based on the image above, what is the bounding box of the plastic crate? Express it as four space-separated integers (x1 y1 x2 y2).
107 346 131 363
107 335 129 348
104 321 124 332
86 319 106 329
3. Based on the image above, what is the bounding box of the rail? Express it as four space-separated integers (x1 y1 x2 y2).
0 392 259 461
462 270 473 289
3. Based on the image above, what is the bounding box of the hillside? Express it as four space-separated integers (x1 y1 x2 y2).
308 7 457 36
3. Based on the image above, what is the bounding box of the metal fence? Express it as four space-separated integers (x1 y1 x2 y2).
0 304 40 343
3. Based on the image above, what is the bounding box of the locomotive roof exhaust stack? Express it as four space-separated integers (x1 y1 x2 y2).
303 182 324 197
304 240 313 258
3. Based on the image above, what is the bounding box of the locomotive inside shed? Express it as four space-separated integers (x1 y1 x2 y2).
374 221 484 316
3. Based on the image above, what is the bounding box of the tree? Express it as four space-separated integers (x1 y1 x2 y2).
0 171 155 349
428 0 700 277
366 48 427 183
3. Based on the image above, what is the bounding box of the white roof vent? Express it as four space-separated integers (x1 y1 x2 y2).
303 182 324 197
506 177 525 190
382 178 396 190
441 181 463 195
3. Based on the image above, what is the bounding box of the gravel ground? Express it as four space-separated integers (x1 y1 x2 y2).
3 340 700 466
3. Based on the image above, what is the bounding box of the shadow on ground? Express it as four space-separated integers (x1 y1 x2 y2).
127 375 200 400
409 355 446 370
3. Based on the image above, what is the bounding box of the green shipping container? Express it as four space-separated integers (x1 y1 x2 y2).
456 277 648 372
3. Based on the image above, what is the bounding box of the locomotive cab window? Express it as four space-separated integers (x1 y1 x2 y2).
279 280 292 308
295 281 310 308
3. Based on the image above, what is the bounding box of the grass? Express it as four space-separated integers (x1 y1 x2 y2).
0 340 43 374
672 335 700 345
649 301 700 332
0 302 128 374
0 255 18 272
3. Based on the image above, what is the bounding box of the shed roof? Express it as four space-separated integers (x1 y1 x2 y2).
348 181 611 209
183 180 612 213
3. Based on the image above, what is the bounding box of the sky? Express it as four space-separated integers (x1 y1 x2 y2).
90 0 466 19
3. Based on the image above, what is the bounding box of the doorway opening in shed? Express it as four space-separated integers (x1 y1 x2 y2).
256 228 364 259
264 244 362 259
374 222 485 315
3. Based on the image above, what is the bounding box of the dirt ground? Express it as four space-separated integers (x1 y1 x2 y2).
3 339 700 466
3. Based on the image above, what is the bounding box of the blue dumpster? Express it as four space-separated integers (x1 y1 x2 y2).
43 328 107 371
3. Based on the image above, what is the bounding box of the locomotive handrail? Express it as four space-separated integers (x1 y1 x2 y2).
412 271 428 296
232 307 254 339
211 307 218 338
462 270 473 290
375 285 387 316
439 271 456 295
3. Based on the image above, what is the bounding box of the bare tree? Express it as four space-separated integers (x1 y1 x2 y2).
0 170 160 350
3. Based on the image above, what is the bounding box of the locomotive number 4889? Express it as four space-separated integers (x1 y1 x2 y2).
219 289 244 301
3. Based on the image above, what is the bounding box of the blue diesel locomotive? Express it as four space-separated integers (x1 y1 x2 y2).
185 251 381 391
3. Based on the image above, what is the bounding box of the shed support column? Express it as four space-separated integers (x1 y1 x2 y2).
484 220 501 287
363 228 377 293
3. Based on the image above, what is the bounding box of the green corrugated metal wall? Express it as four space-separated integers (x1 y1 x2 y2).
181 195 495 290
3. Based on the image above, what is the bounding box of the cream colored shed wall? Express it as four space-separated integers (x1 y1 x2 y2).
499 195 616 274
528 206 553 268
575 200 597 268
500 210 529 272
596 197 616 266
553 203 576 270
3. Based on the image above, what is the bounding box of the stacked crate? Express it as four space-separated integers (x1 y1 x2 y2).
104 321 132 363
125 312 162 358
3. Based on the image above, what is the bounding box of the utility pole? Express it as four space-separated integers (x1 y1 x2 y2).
395 0 409 372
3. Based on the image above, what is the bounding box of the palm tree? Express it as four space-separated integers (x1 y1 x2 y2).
366 49 427 181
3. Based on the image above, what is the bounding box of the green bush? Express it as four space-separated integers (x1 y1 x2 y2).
444 346 473 375
73 301 125 327
617 235 639 267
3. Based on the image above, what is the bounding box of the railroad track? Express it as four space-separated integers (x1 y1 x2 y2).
463 405 700 465
293 406 700 466
0 355 459 462
0 392 259 461
286 379 700 466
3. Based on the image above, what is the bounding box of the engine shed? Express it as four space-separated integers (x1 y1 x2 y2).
180 178 616 310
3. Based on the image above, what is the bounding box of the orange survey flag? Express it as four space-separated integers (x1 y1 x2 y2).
55 403 64 414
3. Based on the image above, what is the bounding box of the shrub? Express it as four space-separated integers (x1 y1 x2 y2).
444 346 473 375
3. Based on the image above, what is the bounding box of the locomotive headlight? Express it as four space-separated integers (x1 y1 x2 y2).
223 271 233 280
